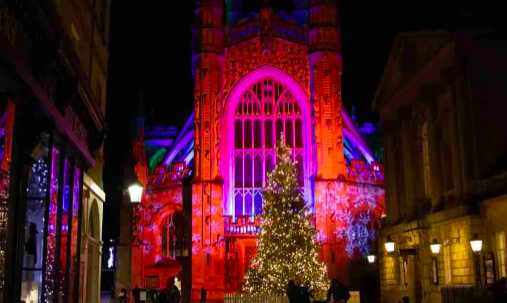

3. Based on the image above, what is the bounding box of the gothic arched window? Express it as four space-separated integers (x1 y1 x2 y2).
233 77 305 217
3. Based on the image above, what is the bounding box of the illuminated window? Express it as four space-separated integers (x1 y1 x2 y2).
422 123 431 199
495 232 506 278
233 77 305 217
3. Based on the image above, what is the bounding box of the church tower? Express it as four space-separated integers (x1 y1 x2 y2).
192 1 226 302
309 0 350 280
309 0 345 178
126 0 384 299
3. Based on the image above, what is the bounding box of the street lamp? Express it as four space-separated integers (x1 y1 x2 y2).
470 234 483 286
128 179 144 203
385 236 395 253
367 254 376 263
470 234 483 254
430 239 441 255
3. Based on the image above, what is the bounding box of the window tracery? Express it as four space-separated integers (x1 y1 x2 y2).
233 77 305 217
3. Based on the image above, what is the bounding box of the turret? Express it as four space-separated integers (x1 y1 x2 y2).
225 0 243 25
292 0 309 23
309 0 340 53
194 0 224 54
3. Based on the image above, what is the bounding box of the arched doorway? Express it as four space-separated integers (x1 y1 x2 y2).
86 200 100 303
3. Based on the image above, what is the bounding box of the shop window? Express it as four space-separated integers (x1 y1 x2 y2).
57 159 73 302
20 136 51 303
0 98 14 297
68 167 81 302
20 135 83 303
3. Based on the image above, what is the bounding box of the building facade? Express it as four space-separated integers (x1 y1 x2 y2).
374 30 507 303
0 0 111 302
116 1 385 302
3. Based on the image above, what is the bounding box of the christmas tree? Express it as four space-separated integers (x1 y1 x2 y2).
244 137 328 294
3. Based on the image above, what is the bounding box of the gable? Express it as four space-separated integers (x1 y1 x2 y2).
373 31 451 110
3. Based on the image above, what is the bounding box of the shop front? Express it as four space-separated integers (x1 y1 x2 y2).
0 2 106 303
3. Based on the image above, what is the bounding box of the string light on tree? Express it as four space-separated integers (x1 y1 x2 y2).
244 136 328 294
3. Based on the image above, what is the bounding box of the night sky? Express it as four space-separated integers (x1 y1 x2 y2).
102 0 503 243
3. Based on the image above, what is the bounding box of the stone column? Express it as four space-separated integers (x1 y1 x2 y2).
401 115 416 219
385 132 400 223
455 67 478 196
447 87 463 201
426 102 442 210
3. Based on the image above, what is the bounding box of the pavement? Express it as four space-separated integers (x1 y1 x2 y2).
100 293 112 303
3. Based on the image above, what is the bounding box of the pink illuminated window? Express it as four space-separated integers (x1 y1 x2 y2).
233 77 305 217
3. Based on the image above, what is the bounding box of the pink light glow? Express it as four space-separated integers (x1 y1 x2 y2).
222 66 314 215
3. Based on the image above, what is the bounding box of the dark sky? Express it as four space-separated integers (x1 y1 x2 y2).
102 0 503 243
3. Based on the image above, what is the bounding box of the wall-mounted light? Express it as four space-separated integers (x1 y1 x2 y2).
430 239 441 255
367 254 376 263
385 235 395 253
128 178 144 203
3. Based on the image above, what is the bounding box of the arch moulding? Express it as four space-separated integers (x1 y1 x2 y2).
221 65 314 215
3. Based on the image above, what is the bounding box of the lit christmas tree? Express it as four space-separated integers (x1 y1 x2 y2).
244 137 328 294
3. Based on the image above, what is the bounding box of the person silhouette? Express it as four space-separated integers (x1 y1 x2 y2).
133 284 141 303
299 285 314 303
287 280 299 303
201 287 207 303
326 279 350 303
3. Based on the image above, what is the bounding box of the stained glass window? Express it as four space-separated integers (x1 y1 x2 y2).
233 77 305 217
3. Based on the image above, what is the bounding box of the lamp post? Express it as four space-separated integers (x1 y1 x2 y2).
470 234 483 286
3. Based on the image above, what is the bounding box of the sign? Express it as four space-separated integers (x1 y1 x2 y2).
484 252 496 285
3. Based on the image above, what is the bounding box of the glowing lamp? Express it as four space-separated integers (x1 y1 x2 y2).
470 234 483 254
430 239 441 255
128 179 144 203
367 254 376 263
385 236 395 253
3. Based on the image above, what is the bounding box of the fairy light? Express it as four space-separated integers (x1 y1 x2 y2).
244 138 328 294
45 148 59 303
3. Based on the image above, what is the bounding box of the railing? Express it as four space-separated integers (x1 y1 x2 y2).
441 286 491 303
224 293 288 303
224 292 361 303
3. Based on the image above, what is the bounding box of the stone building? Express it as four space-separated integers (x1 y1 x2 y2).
0 0 111 302
373 30 507 303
